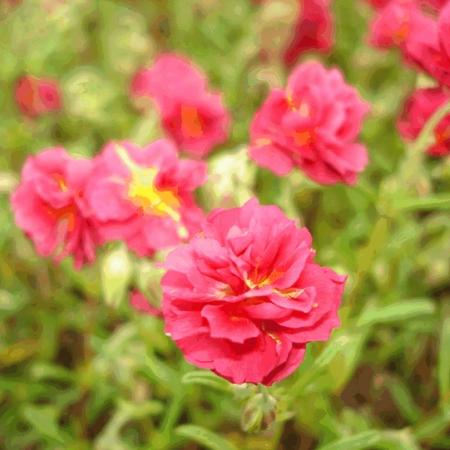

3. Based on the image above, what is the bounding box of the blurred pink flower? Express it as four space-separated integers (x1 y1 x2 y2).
130 54 230 157
11 148 98 268
15 75 62 118
367 0 447 10
369 0 435 52
85 139 207 257
283 0 334 66
162 198 346 385
369 1 450 87
249 61 369 185
398 87 450 157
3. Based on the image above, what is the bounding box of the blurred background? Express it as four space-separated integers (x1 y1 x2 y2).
1 0 449 449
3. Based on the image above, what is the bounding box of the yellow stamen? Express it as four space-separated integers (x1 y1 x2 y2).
115 145 182 222
53 174 68 192
128 176 181 220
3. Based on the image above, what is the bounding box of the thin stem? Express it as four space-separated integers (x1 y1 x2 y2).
400 100 450 185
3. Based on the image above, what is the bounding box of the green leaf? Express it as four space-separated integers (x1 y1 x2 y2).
387 378 421 423
317 430 382 450
414 406 450 440
175 425 238 450
439 314 450 404
357 299 436 327
22 405 66 444
182 370 233 393
394 194 450 212
380 429 421 450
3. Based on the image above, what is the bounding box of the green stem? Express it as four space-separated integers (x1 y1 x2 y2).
412 101 450 153
400 100 450 185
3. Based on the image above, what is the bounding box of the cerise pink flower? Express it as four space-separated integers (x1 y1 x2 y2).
11 148 98 268
398 87 450 157
369 0 435 53
369 1 450 87
85 139 207 257
249 62 369 185
162 199 346 385
15 75 62 118
367 0 447 10
283 0 334 66
130 54 230 157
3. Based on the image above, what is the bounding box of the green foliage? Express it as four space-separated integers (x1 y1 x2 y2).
1 0 449 449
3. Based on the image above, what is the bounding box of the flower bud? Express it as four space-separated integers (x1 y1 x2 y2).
101 245 133 308
241 391 277 433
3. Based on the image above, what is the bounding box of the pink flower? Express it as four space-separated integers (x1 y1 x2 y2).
283 0 334 66
369 1 450 87
369 0 435 52
366 0 391 8
162 198 346 385
422 0 449 11
249 62 369 185
398 87 450 157
11 148 98 268
130 290 162 317
130 54 230 157
15 75 62 118
85 139 207 257
367 0 447 10
404 3 450 88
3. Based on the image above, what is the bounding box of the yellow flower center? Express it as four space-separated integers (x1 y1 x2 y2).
128 168 181 220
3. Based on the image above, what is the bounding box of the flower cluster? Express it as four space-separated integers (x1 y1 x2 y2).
369 0 450 88
11 44 381 386
12 140 207 267
369 0 450 156
249 62 369 185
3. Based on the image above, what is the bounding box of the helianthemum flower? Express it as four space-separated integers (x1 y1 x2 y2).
249 61 369 185
398 87 450 157
369 1 450 87
15 75 62 118
162 199 346 385
130 53 230 157
413 1 450 88
85 139 207 257
283 0 334 66
369 0 435 54
11 148 99 268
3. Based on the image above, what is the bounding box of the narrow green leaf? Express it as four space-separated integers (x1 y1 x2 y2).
182 370 233 392
380 429 421 450
317 430 382 450
414 406 450 440
22 405 65 444
394 194 450 212
439 315 450 404
357 299 435 327
387 378 421 423
176 425 238 450
315 335 351 369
